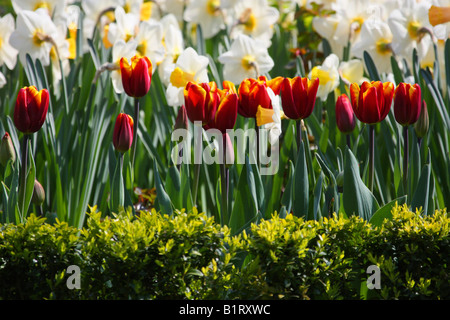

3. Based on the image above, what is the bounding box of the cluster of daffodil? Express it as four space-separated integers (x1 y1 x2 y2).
0 0 449 229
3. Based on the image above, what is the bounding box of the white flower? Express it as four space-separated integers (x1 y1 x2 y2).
183 0 226 39
9 8 59 67
164 47 209 107
387 0 433 61
217 33 274 85
0 71 6 88
0 14 18 70
134 20 166 71
350 19 393 74
264 88 282 145
428 0 450 40
339 59 367 85
309 53 340 101
230 0 279 47
107 6 140 44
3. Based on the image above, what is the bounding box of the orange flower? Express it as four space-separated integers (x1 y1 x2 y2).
280 76 319 120
184 81 219 127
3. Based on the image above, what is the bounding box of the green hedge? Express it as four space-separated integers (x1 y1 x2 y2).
0 204 449 299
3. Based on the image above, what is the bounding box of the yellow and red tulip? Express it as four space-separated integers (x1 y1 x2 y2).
13 86 49 134
335 94 356 134
113 113 134 153
280 76 319 120
350 81 394 124
393 83 422 126
207 81 238 134
120 55 152 98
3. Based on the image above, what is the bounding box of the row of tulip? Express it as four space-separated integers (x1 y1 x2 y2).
0 3 448 233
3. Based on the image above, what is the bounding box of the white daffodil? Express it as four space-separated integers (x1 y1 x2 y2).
161 0 190 23
49 25 72 88
110 39 138 94
81 0 123 44
350 19 393 74
339 59 367 86
183 0 226 39
387 0 434 63
217 33 274 85
230 0 280 47
0 14 18 70
309 53 340 101
164 47 209 107
107 6 140 45
9 8 59 67
11 0 66 19
428 0 450 40
158 14 185 85
134 20 166 71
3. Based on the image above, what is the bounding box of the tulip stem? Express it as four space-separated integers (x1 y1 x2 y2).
403 126 409 193
255 118 260 168
220 135 228 226
19 134 30 221
296 120 302 150
131 98 140 169
192 125 202 207
368 125 375 192
346 134 351 149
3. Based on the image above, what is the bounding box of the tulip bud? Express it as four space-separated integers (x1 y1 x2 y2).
174 104 189 131
414 100 429 138
0 132 16 166
120 55 152 98
32 179 45 206
113 113 134 153
335 94 355 134
13 86 50 134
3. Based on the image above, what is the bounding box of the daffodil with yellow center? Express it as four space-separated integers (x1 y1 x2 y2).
309 54 340 101
170 67 195 89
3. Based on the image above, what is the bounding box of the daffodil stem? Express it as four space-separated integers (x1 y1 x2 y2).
131 98 140 169
369 125 375 192
403 125 409 193
19 134 30 221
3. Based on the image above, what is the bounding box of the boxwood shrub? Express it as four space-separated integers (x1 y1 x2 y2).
0 203 448 300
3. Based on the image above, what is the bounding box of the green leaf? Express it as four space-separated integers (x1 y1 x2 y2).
153 160 173 216
109 155 124 213
165 165 182 210
280 160 294 213
411 163 431 215
292 141 309 219
369 196 407 228
343 147 379 220
363 51 381 82
229 156 259 235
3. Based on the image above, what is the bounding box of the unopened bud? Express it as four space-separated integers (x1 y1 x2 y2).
0 132 16 166
336 171 344 193
32 179 45 206
414 100 429 138
174 105 189 131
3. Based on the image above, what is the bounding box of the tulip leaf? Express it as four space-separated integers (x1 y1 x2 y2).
363 51 381 82
229 156 259 235
369 196 407 228
445 39 450 96
292 141 309 219
420 68 450 130
165 165 182 210
153 160 173 216
1 181 9 224
109 154 124 213
343 147 379 220
280 160 294 213
411 163 432 216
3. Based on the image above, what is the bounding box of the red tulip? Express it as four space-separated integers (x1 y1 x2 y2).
120 55 152 98
113 113 134 153
207 81 238 134
238 77 272 118
350 81 394 124
335 94 356 133
280 76 319 120
184 81 219 127
13 86 49 134
393 82 421 126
